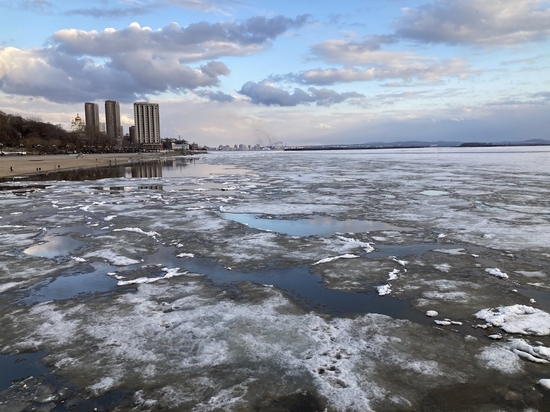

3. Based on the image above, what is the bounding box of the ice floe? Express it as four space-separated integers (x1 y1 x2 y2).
477 346 523 374
113 227 160 238
538 379 550 390
475 305 550 336
426 311 438 317
84 249 140 266
377 284 391 296
508 339 550 364
485 268 508 279
313 254 359 265
117 268 187 286
433 248 466 255
335 235 374 253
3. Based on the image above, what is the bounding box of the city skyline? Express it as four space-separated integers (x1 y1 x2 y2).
0 1 549 146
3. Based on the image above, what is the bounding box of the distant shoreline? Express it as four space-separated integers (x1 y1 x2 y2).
284 143 550 151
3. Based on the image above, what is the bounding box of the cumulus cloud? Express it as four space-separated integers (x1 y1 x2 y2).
53 16 309 60
395 0 550 46
238 80 364 106
274 39 473 86
0 16 308 103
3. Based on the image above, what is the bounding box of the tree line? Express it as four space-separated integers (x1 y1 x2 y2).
0 110 127 154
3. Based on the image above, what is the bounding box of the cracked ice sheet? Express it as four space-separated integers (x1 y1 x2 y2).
1 280 486 411
205 150 550 252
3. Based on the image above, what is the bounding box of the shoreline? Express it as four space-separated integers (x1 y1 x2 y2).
0 153 171 180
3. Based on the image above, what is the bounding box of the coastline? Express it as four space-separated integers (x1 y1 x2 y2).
0 152 170 180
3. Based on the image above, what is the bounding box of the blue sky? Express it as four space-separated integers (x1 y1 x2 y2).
1 0 549 147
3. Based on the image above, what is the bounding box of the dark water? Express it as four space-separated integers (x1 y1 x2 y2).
181 257 432 324
21 264 119 305
0 351 50 391
24 236 83 259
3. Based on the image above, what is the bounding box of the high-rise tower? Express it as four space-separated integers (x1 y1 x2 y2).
133 102 161 150
105 100 121 140
84 102 99 133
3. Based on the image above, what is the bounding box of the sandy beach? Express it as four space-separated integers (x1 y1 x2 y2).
0 152 169 180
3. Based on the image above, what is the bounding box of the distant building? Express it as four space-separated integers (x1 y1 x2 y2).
84 102 99 133
71 113 84 131
129 126 136 144
134 102 161 150
105 100 121 140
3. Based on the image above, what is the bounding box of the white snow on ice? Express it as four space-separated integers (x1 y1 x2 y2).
475 305 550 336
485 268 508 279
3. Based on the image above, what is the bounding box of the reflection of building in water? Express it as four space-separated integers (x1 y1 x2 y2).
131 162 162 178
134 102 162 150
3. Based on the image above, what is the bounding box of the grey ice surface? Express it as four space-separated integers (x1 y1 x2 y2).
1 147 550 411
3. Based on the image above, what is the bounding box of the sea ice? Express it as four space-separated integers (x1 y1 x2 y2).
426 311 438 317
508 339 550 364
538 379 550 390
313 254 359 265
477 346 523 374
474 305 550 336
377 284 391 296
485 268 508 279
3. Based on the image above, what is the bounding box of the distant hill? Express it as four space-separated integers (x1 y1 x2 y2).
286 139 550 151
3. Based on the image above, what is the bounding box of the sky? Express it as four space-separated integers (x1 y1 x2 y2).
0 0 549 147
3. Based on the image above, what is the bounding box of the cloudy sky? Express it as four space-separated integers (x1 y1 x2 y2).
1 0 549 146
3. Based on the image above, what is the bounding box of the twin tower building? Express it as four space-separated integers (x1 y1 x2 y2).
84 101 161 150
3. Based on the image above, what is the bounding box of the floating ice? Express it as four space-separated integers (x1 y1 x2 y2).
89 377 116 396
485 268 508 279
335 235 374 253
392 258 407 266
434 248 466 255
114 227 160 238
426 311 438 317
477 346 523 374
387 269 399 281
508 339 550 364
434 263 451 272
516 271 547 278
84 250 140 266
474 305 550 336
104 215 117 221
434 320 451 326
377 284 391 296
313 254 359 265
117 268 187 285
177 253 195 258
538 379 550 390
0 282 20 293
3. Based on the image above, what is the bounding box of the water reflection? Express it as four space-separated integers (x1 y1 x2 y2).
21 264 118 304
220 213 410 236
10 157 249 182
24 236 83 259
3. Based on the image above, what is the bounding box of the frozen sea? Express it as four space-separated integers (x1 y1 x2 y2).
1 147 550 411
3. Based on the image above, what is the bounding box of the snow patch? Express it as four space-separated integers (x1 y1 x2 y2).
313 254 359 265
474 305 550 336
485 268 508 279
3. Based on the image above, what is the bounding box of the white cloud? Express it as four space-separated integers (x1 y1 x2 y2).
396 0 550 46
0 16 309 103
275 39 473 85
